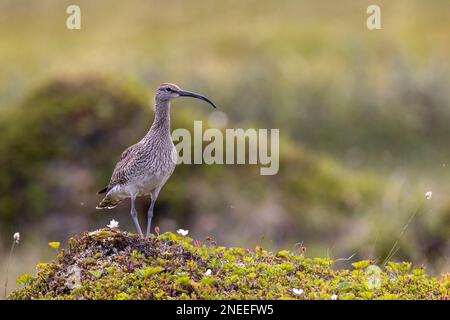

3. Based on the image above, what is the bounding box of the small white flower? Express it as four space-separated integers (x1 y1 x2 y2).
177 229 189 236
292 288 303 295
331 294 338 300
107 219 119 229
425 191 432 200
13 232 20 244
205 269 212 276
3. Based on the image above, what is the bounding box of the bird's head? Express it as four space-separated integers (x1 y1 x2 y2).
156 83 217 108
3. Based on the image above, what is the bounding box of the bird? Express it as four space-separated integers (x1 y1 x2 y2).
96 83 217 237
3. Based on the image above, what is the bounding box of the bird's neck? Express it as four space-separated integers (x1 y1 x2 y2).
149 100 171 138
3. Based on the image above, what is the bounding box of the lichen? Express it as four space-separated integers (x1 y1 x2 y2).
8 229 449 300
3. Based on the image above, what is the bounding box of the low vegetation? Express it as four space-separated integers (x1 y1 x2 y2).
1 0 450 280
8 229 449 300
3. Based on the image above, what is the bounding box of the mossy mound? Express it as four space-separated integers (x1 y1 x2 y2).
8 229 449 300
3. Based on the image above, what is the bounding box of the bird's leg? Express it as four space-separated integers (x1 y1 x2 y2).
146 197 155 238
130 196 143 237
146 188 161 238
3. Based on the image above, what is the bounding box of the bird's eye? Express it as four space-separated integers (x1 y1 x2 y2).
165 88 172 92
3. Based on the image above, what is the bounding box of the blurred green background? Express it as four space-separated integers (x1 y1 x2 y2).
1 0 449 297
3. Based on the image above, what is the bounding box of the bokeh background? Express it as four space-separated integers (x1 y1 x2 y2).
1 0 449 297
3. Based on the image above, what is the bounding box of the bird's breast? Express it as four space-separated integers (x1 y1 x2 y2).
132 143 176 195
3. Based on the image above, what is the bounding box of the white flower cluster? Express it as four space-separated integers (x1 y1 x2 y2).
177 229 189 236
13 232 20 244
107 219 119 229
292 288 303 295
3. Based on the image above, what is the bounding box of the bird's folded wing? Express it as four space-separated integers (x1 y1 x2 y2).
106 142 140 190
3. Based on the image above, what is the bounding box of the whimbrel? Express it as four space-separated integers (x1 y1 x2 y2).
96 83 217 237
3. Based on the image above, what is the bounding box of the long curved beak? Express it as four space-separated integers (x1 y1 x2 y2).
178 90 217 108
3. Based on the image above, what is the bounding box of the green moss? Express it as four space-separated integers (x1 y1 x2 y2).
7 229 449 300
352 260 372 270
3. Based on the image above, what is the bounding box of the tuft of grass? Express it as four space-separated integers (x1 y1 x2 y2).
7 229 448 300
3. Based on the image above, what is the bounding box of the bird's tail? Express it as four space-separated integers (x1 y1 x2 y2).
96 195 122 210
